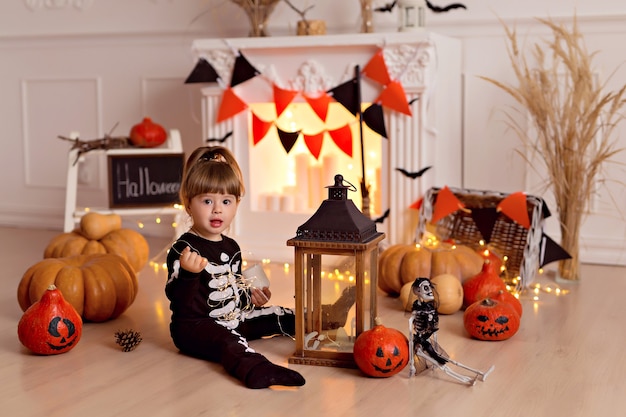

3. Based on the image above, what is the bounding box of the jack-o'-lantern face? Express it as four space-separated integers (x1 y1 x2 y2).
463 298 521 341
354 324 409 378
47 316 79 352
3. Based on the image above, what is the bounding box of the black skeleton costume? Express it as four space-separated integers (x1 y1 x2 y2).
165 232 303 389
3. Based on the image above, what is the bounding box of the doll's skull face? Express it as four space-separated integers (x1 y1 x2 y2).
412 279 434 302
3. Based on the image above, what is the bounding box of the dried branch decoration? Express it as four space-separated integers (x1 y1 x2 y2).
480 16 626 280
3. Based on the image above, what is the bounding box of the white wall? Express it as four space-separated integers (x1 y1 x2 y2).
1 0 625 265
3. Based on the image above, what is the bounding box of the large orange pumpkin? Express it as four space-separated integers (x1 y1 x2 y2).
17 254 138 322
43 228 149 272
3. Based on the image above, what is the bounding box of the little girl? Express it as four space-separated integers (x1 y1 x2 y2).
165 146 305 389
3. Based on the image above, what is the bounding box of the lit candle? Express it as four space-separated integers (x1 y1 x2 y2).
308 164 323 208
295 153 310 208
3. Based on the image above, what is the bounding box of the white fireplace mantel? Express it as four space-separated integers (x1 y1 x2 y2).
190 32 462 263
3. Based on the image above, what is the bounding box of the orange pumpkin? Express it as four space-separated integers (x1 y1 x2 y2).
353 318 409 377
463 298 520 341
378 244 431 295
18 285 83 355
17 254 138 322
43 228 148 272
462 260 507 309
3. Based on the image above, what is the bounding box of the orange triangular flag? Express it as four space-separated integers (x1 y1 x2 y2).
217 87 248 123
497 191 530 229
362 49 391 85
328 124 352 157
251 112 273 145
273 84 299 117
303 132 324 159
410 197 423 210
431 186 465 223
304 92 332 122
375 80 412 116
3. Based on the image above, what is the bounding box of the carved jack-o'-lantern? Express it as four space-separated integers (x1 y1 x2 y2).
18 285 83 355
353 318 409 377
463 298 520 341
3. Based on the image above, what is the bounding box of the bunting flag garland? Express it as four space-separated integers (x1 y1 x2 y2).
327 78 360 116
539 232 572 267
375 80 412 116
273 84 299 117
410 197 423 210
276 127 300 154
362 49 392 85
471 207 500 243
431 186 465 223
217 87 248 123
185 58 220 84
362 103 388 138
497 191 530 229
303 132 324 159
304 92 332 122
252 113 273 144
328 124 353 157
230 52 261 87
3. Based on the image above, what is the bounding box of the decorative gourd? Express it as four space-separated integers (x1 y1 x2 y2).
462 260 507 309
17 254 138 322
399 281 417 312
129 117 167 148
430 273 464 314
463 298 520 341
18 285 82 354
43 228 148 272
476 249 503 274
79 212 122 240
490 289 523 318
353 318 409 377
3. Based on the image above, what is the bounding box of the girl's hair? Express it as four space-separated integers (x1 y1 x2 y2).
179 146 245 210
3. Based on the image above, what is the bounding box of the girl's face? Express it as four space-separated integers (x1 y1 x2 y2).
187 192 239 241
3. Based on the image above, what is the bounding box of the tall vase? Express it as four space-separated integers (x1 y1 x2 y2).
232 0 280 37
556 207 582 282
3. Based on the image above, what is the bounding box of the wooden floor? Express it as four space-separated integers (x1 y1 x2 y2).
2 225 625 417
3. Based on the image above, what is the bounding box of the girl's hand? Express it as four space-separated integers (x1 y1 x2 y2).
251 287 271 307
179 246 208 273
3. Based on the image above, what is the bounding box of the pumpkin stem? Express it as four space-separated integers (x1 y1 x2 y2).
47 284 57 291
374 317 383 326
481 298 496 306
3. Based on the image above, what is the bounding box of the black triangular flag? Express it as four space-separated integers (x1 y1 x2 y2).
471 207 499 243
185 58 220 84
230 52 261 87
276 127 300 154
327 77 360 116
362 103 388 138
541 200 552 219
539 232 572 267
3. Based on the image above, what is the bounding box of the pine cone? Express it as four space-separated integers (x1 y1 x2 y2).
114 329 142 352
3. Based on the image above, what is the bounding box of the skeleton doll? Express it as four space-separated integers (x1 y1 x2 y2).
408 277 494 385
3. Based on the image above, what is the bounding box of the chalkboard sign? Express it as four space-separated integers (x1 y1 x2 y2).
108 153 184 208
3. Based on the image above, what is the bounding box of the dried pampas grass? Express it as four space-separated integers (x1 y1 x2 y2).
480 16 626 280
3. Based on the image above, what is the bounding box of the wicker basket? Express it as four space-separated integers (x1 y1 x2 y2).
416 187 545 287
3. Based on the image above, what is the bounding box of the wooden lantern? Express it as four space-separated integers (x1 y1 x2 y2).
287 175 385 367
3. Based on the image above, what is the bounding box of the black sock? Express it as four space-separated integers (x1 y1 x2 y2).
245 361 305 389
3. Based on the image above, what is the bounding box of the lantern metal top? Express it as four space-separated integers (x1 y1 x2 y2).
291 174 381 243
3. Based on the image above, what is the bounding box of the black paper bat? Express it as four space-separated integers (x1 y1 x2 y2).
374 209 390 224
395 166 432 179
375 0 397 12
206 131 233 143
426 1 467 13
409 97 420 105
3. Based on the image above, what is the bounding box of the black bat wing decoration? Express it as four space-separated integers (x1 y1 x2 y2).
374 209 390 224
426 1 467 13
206 131 233 143
375 1 397 12
395 166 433 179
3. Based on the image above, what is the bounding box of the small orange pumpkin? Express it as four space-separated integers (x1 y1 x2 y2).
18 285 82 355
353 318 409 378
462 260 507 309
17 254 138 322
463 298 520 341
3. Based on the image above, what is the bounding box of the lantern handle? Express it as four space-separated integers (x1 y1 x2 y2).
334 175 357 193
